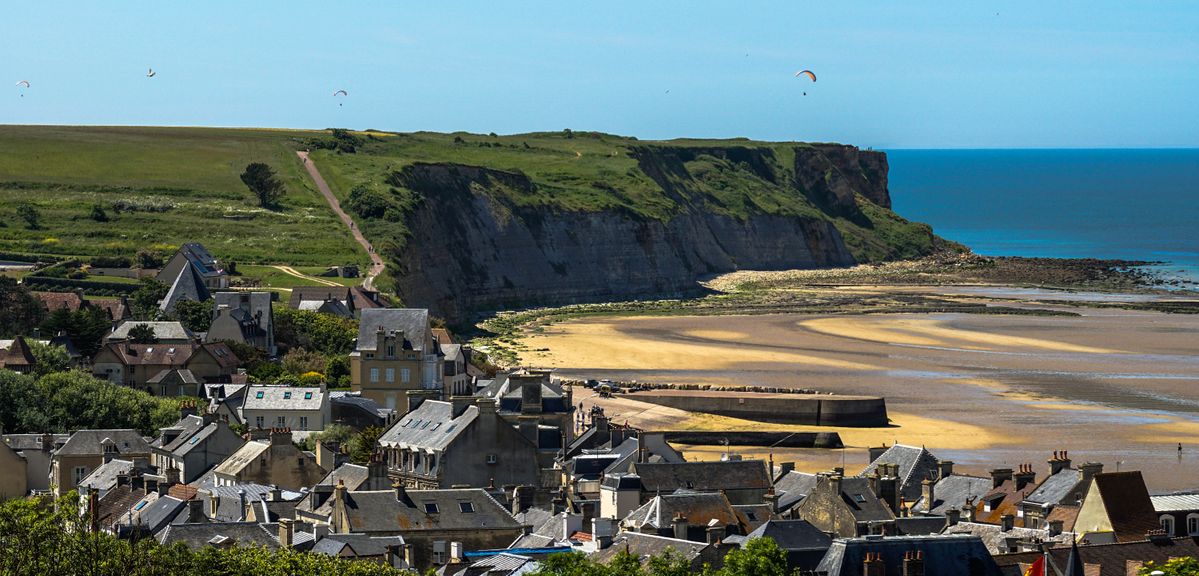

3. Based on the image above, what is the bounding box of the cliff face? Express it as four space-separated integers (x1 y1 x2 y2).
386 142 907 321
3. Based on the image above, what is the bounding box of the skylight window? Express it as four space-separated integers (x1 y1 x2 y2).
256 391 264 399
424 503 439 514
854 494 867 503
459 502 474 513
134 501 148 511
304 392 313 400
284 392 292 400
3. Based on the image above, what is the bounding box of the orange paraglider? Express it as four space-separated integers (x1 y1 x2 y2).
794 70 816 82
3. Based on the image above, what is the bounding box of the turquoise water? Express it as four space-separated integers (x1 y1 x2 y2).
887 149 1199 285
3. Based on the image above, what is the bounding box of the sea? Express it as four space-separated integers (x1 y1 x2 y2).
887 149 1199 288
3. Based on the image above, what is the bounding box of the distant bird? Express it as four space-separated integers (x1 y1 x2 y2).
146 68 156 78
665 89 670 94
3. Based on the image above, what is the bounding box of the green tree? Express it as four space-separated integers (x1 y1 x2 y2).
89 203 109 222
172 298 214 332
0 370 181 435
281 347 327 376
16 203 40 229
128 324 158 344
0 277 46 338
348 425 386 464
303 423 355 450
714 537 787 576
130 277 169 319
1141 557 1199 575
135 249 163 269
274 307 358 355
240 162 285 208
40 305 110 357
28 342 71 376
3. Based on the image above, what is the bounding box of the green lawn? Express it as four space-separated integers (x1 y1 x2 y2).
0 126 365 266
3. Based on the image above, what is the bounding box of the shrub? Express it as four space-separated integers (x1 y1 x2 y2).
89 203 109 222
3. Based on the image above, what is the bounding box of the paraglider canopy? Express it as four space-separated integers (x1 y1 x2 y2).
795 70 816 82
332 89 348 97
15 80 30 88
146 68 156 78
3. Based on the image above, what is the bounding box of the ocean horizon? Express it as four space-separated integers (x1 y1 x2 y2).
887 148 1199 287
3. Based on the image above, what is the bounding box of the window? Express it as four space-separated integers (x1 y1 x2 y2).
385 368 395 383
255 416 264 429
459 502 474 513
304 392 313 400
1188 514 1199 536
300 416 308 430
486 453 498 464
73 466 88 485
284 391 292 399
1161 515 1176 536
370 368 379 383
401 368 410 383
103 443 117 454
277 416 286 427
386 343 396 357
256 391 264 399
424 502 439 514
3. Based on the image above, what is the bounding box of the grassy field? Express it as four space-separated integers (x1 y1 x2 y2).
0 125 366 266
236 264 359 290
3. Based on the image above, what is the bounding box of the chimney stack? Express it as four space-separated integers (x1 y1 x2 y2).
238 489 247 521
278 519 294 548
945 508 961 528
1048 519 1064 537
937 460 954 480
706 522 726 545
186 498 205 523
393 481 408 504
672 512 689 541
1000 513 1015 532
868 444 889 462
921 478 935 513
863 552 886 576
989 468 1013 489
1079 462 1103 484
1014 464 1036 489
903 550 925 576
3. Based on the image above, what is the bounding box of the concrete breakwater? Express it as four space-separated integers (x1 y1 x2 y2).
627 390 889 427
662 431 844 449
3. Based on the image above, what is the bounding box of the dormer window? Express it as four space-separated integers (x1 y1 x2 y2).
283 391 292 399
304 392 313 400
386 342 396 357
256 391 264 399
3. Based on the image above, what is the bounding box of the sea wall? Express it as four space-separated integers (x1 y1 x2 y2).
628 392 889 427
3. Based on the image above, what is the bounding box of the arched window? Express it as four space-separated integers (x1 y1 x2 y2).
1161 515 1176 536
1187 513 1199 536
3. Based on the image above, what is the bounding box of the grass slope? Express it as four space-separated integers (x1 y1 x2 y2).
0 126 366 266
310 130 943 263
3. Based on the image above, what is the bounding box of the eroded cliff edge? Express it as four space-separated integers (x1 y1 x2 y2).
330 134 944 321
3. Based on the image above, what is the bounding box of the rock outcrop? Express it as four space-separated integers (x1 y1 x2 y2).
385 143 921 321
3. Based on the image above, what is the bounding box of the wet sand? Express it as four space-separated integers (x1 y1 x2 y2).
523 290 1199 489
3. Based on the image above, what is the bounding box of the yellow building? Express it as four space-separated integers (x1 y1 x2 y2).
350 309 444 414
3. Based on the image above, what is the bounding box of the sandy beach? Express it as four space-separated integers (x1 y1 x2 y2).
520 287 1199 489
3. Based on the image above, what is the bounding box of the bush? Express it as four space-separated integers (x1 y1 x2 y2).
240 162 285 208
0 370 181 435
281 347 326 376
274 308 358 356
135 249 163 269
346 185 389 219
90 255 132 268
16 203 40 229
89 203 109 222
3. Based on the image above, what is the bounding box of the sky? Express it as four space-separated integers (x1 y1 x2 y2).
2 1 1197 148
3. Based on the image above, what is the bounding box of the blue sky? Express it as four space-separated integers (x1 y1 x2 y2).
2 1 1196 147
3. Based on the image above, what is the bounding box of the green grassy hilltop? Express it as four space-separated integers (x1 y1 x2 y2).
0 125 363 266
0 126 947 284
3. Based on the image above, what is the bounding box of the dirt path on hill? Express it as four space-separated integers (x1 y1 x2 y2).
296 150 385 290
272 265 340 287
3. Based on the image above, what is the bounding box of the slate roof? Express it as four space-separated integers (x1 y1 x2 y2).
108 321 195 342
158 521 280 549
912 475 992 516
311 533 406 558
147 368 200 386
896 516 952 536
160 263 212 314
200 482 304 522
152 414 208 452
943 521 1074 554
1024 468 1084 506
1030 536 1199 576
2 433 68 451
622 492 746 535
356 309 432 353
93 298 130 321
746 520 832 551
1047 504 1081 532
135 495 188 534
96 486 152 530
590 532 712 566
58 429 150 457
213 441 270 478
1151 492 1199 512
1088 472 1158 543
242 385 325 412
974 475 1039 525
774 469 820 511
443 552 538 576
337 488 523 533
330 392 392 420
78 459 135 494
178 243 223 277
378 400 477 451
632 460 771 493
816 534 1002 576
859 444 942 500
297 298 352 317
289 286 353 309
